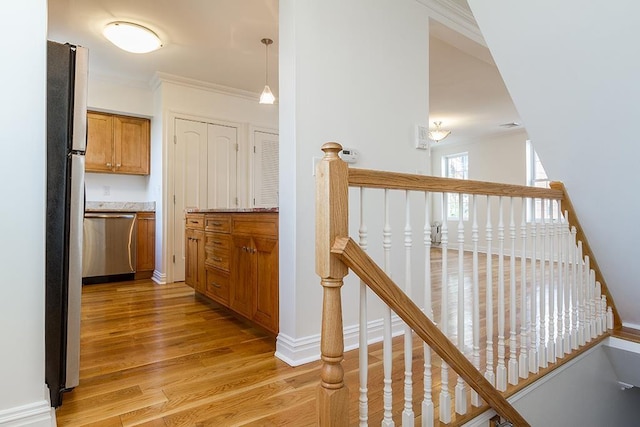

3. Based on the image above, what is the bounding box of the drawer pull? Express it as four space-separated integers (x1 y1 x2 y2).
213 240 223 245
189 220 199 224
213 257 222 262
212 222 223 226
211 283 222 288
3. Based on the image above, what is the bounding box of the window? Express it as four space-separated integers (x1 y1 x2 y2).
443 153 469 220
526 140 551 221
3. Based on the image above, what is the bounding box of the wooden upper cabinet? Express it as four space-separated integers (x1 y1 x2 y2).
86 111 150 175
86 112 114 173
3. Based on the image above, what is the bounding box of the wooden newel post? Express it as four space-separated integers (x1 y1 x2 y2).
316 142 349 426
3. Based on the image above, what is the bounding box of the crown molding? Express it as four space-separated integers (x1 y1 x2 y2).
151 72 266 102
415 0 486 47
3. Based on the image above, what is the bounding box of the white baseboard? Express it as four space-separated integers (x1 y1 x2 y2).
275 314 407 367
151 270 166 284
0 399 55 426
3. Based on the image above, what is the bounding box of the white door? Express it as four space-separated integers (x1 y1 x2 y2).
207 123 238 209
174 118 208 282
253 131 279 207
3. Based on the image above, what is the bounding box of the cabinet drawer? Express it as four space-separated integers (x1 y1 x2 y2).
206 215 231 233
205 233 230 271
231 214 278 238
206 268 229 305
186 214 205 230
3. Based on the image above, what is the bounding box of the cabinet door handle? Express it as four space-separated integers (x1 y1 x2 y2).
106 162 112 167
116 163 121 168
213 257 222 262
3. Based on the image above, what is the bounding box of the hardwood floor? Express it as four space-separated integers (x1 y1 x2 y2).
56 280 320 426
57 248 610 426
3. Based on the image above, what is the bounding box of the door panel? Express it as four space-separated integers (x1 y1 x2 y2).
207 124 238 209
174 119 208 282
253 131 279 208
230 235 255 318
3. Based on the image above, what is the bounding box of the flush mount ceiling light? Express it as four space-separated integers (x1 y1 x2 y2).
259 38 275 104
428 121 451 143
103 21 162 54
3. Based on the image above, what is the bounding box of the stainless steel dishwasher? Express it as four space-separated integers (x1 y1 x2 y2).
82 212 137 283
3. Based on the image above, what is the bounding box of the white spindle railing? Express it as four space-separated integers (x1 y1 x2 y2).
508 198 518 385
439 192 451 424
471 195 481 407
358 188 368 426
382 189 393 427
422 192 434 427
403 191 414 425
455 194 467 415
318 152 615 425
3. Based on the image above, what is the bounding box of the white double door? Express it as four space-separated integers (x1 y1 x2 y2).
173 118 238 282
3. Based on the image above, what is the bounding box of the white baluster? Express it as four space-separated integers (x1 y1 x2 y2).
455 194 467 415
577 242 585 346
496 196 507 391
563 211 571 355
382 189 394 427
508 198 518 385
594 283 603 336
601 295 608 334
358 188 368 426
403 191 414 426
607 307 614 330
539 199 548 369
583 255 592 342
570 227 579 350
471 195 481 407
547 202 556 365
519 198 529 379
422 192 434 427
555 202 564 360
590 270 597 340
484 196 496 385
529 199 539 374
439 193 451 424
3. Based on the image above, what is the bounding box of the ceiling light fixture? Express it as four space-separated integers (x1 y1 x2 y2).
428 121 451 143
259 38 275 104
103 21 162 54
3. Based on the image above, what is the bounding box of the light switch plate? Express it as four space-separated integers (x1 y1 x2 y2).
416 125 429 150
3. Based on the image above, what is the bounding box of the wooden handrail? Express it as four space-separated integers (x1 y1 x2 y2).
349 168 564 199
550 181 621 329
332 236 530 427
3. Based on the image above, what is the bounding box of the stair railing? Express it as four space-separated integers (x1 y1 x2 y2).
315 142 615 426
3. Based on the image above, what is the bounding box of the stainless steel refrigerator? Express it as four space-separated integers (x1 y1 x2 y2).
46 40 88 407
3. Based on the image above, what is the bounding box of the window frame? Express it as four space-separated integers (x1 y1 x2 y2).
442 152 469 221
526 140 552 222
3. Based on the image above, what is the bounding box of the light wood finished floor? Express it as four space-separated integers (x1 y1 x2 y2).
56 249 610 426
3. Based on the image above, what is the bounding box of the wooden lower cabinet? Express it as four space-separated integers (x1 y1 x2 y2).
186 211 278 334
135 212 155 279
185 215 205 293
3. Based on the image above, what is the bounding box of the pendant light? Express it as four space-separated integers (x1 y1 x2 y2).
259 38 275 104
428 121 451 143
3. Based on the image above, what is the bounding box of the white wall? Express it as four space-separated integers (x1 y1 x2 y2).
468 0 640 328
155 77 278 283
278 0 431 363
430 130 528 253
85 76 155 203
464 344 640 426
0 0 55 424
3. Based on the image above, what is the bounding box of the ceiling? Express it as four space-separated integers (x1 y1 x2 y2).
47 0 523 145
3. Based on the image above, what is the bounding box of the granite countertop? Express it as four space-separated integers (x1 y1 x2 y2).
186 208 278 213
86 201 156 212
